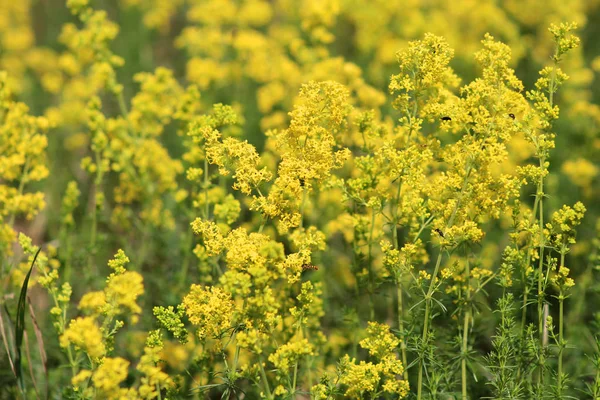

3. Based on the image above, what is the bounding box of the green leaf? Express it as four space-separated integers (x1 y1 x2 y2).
15 248 41 392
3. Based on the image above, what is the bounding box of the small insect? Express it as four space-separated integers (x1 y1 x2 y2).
302 264 319 271
441 116 452 121
508 113 515 120
434 228 445 238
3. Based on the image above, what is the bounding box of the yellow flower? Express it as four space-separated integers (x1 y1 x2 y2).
0 72 49 256
268 337 314 372
359 322 400 360
60 316 105 358
137 331 174 399
254 80 352 232
182 285 234 340
93 357 129 396
337 322 408 398
105 271 144 318
71 369 92 387
78 291 106 315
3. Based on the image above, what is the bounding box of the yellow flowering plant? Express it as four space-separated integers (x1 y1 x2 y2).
1 1 600 399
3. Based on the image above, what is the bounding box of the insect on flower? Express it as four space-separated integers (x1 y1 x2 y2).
508 113 515 119
302 264 319 271
434 228 445 238
441 116 452 121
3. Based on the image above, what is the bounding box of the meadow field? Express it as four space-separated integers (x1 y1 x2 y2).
1 0 600 398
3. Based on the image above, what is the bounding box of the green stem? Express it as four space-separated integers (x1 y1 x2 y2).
557 249 566 397
156 383 163 400
417 165 472 400
258 356 272 400
391 178 408 379
88 150 104 275
292 360 299 395
396 283 408 380
462 258 471 400
536 157 546 388
367 208 376 321
521 186 542 329
536 47 559 388
517 157 543 383
417 250 443 400
558 289 564 395
303 326 314 391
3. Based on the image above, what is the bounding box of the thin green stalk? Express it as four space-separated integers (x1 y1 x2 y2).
557 249 566 397
536 157 546 388
303 326 314 391
367 208 376 321
558 289 564 393
521 187 542 331
396 283 408 380
536 48 559 388
462 258 471 400
417 250 443 400
37 265 78 379
258 356 273 400
291 360 299 395
517 159 543 383
391 179 409 379
156 383 163 400
417 165 472 400
88 149 104 274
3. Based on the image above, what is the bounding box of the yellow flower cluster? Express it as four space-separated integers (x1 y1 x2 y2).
546 202 586 249
1 0 596 397
182 284 234 340
136 331 175 398
78 250 144 323
0 71 49 256
338 322 409 398
60 316 105 359
551 266 575 290
389 33 457 132
269 337 314 372
255 81 352 232
92 357 130 397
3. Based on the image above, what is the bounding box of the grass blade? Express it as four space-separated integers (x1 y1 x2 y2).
15 248 41 393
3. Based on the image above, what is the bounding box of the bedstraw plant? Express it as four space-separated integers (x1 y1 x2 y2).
1 1 600 399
